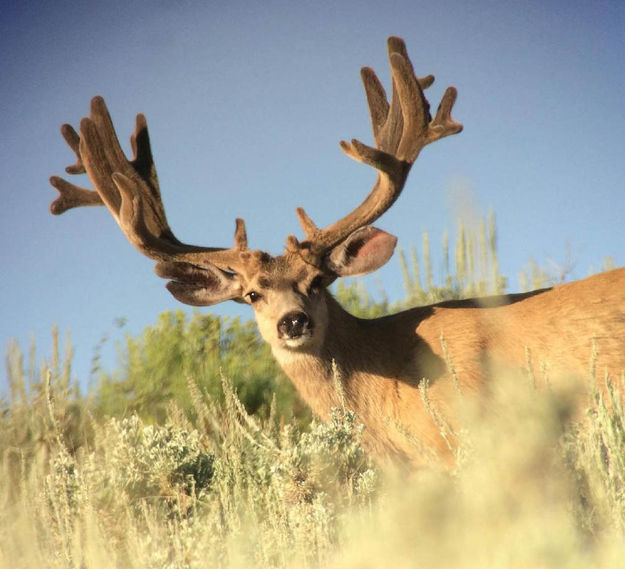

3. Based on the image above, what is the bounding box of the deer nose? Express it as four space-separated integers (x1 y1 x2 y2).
277 311 311 339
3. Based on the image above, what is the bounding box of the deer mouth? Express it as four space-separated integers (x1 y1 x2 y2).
284 334 314 349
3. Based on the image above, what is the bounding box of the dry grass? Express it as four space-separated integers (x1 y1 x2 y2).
2 338 625 569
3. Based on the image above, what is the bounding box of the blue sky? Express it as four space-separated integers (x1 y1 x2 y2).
2 1 624 389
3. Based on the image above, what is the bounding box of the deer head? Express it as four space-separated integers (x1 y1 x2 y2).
49 37 462 359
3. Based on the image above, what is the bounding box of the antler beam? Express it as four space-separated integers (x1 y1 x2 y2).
296 36 462 257
50 96 250 273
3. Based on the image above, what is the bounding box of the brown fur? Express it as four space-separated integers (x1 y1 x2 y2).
256 267 625 468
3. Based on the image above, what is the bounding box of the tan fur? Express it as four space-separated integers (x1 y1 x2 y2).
250 265 625 468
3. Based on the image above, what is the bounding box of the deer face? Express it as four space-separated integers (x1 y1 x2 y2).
243 255 330 353
241 226 398 353
154 226 398 354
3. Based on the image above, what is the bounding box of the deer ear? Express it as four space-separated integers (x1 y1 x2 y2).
325 226 397 277
154 261 243 306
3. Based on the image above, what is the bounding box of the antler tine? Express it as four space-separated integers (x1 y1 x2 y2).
296 36 462 257
50 123 104 214
50 96 250 273
61 123 87 175
49 174 104 214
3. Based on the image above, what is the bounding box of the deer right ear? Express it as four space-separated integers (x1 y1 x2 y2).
154 261 243 306
325 226 397 277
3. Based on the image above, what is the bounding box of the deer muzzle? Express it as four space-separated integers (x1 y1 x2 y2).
277 311 313 345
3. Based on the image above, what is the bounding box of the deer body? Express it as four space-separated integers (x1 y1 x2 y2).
49 37 625 467
262 267 625 466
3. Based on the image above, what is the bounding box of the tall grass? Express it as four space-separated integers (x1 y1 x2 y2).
3 219 625 567
3 343 625 568
1 351 377 568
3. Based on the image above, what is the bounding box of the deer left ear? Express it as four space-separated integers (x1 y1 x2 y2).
325 226 397 277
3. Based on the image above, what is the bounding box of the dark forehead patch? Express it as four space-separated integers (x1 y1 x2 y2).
294 267 309 282
253 254 317 289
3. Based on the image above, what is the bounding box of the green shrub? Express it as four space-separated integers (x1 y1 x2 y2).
94 311 309 426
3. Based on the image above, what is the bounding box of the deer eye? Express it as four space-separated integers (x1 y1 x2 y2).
246 291 262 304
308 276 325 295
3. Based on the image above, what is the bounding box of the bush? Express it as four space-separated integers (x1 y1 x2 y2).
3 351 625 568
94 311 310 426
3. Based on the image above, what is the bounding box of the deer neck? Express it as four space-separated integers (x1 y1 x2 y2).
270 292 395 420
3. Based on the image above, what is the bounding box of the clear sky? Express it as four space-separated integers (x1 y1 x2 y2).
2 1 624 390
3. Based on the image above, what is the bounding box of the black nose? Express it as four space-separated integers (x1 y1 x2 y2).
277 311 311 338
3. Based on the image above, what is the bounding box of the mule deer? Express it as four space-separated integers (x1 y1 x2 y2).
50 37 625 467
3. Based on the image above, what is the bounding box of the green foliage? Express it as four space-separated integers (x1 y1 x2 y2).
95 310 310 426
333 280 391 319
